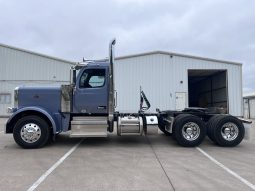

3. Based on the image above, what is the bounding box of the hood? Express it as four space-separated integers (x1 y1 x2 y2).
16 85 62 112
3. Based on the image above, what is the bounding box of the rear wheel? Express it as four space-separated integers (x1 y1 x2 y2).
173 114 206 147
209 115 244 147
207 115 221 143
13 115 50 149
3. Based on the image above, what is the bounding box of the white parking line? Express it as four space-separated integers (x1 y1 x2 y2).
0 131 4 134
27 139 84 191
196 147 255 190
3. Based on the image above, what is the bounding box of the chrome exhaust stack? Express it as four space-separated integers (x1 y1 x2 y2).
108 39 116 132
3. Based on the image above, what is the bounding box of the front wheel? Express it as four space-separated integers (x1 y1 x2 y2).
13 115 50 149
173 114 206 147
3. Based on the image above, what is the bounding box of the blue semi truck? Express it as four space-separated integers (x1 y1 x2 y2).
5 40 250 148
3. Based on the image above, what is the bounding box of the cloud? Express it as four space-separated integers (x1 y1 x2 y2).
0 0 254 93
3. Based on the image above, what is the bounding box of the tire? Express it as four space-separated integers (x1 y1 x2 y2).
158 125 172 136
158 116 172 136
206 115 222 143
173 114 206 147
209 115 244 147
13 115 50 149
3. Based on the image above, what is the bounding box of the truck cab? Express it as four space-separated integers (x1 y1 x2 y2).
73 62 109 114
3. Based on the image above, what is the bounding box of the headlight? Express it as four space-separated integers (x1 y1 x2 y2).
14 87 19 107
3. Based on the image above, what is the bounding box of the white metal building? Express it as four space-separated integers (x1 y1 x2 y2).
0 43 74 116
115 51 243 116
0 44 243 117
243 93 255 119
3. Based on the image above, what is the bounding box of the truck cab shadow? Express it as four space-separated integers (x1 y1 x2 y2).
51 133 180 148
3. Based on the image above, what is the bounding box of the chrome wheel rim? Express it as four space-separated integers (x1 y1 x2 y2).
221 122 239 141
20 123 41 143
182 122 200 141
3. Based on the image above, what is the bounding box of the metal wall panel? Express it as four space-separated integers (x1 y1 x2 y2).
0 44 243 117
243 99 249 118
0 45 74 116
243 97 255 119
115 54 173 113
250 99 255 119
115 53 242 116
0 45 73 81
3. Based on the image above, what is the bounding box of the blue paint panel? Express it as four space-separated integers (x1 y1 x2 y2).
73 64 109 114
14 86 63 133
18 86 61 113
6 106 58 133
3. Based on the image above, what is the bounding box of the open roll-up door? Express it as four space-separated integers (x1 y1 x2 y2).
188 70 228 113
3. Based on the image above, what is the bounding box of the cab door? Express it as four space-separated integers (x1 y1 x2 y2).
73 68 108 114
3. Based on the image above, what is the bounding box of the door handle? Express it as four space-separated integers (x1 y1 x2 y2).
98 106 106 110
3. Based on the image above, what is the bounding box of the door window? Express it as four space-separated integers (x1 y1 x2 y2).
79 69 106 88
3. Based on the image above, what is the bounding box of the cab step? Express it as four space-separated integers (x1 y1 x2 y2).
70 116 108 137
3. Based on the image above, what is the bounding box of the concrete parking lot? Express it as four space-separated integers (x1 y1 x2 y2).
0 118 255 191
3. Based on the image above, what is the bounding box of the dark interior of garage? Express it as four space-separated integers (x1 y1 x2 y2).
188 70 228 113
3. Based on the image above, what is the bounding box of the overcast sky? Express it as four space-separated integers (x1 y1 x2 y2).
0 0 254 93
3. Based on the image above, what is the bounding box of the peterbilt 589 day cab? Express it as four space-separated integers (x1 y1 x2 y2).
5 40 250 148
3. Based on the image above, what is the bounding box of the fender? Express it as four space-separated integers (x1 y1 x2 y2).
6 106 58 134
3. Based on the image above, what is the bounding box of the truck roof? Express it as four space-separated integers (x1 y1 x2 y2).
73 61 110 70
85 61 110 68
88 61 110 67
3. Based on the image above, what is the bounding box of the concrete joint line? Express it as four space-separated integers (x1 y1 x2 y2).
146 136 176 191
196 147 255 190
27 139 84 191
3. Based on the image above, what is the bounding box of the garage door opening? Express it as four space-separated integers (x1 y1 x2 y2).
188 70 228 113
